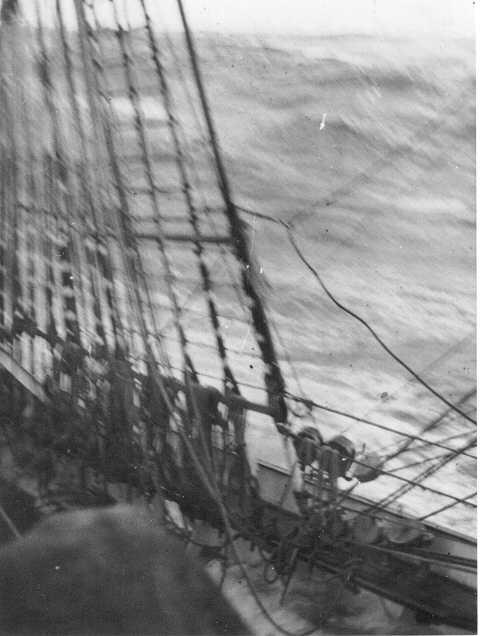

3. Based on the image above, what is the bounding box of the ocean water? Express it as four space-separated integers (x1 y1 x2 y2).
52 24 474 536
182 32 476 523
172 33 475 634
5 21 475 634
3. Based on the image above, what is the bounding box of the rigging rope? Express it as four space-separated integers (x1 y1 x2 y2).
388 449 466 473
286 228 475 425
365 436 477 513
0 26 20 348
146 17 279 398
2 0 475 517
419 491 476 521
15 30 40 376
76 0 161 368
159 358 476 461
352 445 476 507
176 0 288 423
56 0 122 353
405 428 477 453
381 388 476 466
0 502 21 539
35 0 89 355
138 0 239 393
235 200 475 427
106 0 204 393
162 369 328 636
285 393 477 460
0 7 475 630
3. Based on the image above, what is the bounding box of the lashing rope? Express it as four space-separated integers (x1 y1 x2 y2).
56 0 121 353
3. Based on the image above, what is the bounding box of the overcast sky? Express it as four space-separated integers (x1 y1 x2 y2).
172 0 474 37
24 0 475 38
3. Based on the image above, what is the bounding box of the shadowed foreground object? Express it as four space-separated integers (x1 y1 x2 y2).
0 0 18 23
0 505 250 635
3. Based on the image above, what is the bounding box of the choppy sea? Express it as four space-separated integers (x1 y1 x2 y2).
179 32 475 635
14 23 475 635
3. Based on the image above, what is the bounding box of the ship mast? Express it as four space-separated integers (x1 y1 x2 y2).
176 0 288 425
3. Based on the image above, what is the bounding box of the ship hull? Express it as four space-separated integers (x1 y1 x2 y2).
0 358 476 632
255 459 476 632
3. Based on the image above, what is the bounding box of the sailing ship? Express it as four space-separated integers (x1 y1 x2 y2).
0 0 476 632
